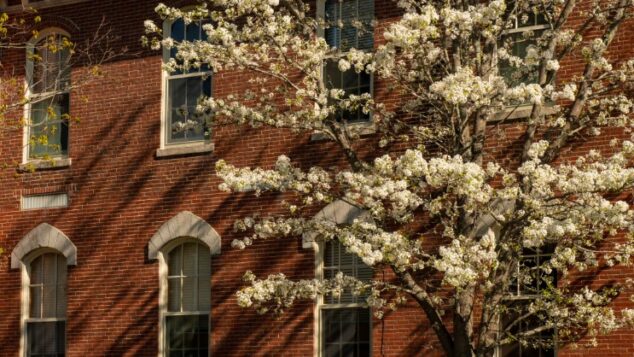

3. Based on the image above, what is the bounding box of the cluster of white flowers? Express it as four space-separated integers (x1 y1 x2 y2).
216 155 332 200
505 83 545 104
430 67 499 107
434 229 497 289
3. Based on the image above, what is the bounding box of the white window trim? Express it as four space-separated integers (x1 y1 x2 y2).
19 248 67 357
158 18 214 157
23 27 71 165
157 238 211 357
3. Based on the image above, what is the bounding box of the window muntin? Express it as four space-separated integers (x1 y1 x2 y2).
27 33 71 159
323 0 374 123
320 241 372 357
164 242 210 357
26 252 67 357
164 19 212 145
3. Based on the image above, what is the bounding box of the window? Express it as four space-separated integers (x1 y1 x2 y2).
319 240 372 357
322 0 374 122
26 32 71 159
162 19 212 146
24 252 67 357
161 241 210 357
500 7 550 86
499 247 556 357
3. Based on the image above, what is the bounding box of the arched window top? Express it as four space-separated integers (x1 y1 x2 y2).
28 27 71 45
11 223 76 269
27 28 72 93
148 211 221 260
302 200 371 249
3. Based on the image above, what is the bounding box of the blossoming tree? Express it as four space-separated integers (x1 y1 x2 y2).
146 0 634 355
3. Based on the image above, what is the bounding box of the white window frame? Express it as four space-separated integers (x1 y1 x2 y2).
23 27 71 164
157 238 211 357
159 17 213 154
19 248 67 357
314 241 373 357
316 0 375 128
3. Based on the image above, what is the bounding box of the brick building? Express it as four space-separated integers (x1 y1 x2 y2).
0 0 632 356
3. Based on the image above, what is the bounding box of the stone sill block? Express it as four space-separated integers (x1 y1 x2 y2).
19 158 72 172
156 143 214 158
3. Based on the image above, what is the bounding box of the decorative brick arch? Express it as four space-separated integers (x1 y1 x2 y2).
11 223 76 269
148 211 221 259
302 199 371 249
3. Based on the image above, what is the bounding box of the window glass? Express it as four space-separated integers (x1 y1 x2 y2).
28 34 71 158
27 253 67 357
324 0 374 122
322 308 371 357
165 242 210 356
321 241 372 357
165 19 212 144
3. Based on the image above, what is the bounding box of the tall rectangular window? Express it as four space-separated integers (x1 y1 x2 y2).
164 242 211 357
320 241 372 357
27 33 71 159
323 0 374 122
163 19 212 145
26 253 67 357
499 247 556 357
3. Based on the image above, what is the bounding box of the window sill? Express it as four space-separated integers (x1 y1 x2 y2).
491 104 559 122
19 158 72 172
310 121 376 141
156 143 214 158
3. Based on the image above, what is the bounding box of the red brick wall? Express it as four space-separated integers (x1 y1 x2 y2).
0 0 633 356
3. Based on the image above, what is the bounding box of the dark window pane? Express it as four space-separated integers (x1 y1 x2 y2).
322 308 371 357
27 321 65 357
171 20 185 42
166 315 209 356
186 22 202 42
168 76 207 143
